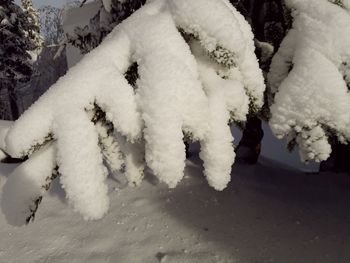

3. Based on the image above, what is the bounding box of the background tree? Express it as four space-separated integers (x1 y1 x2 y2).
38 5 64 45
65 0 146 54
29 4 68 105
0 0 41 120
21 0 44 56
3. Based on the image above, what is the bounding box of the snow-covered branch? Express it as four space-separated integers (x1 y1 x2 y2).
268 0 350 162
1 0 264 224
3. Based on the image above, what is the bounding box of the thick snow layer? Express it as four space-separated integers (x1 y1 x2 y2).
3 0 263 220
1 156 350 262
1 143 56 226
190 40 248 190
5 30 141 220
268 0 350 162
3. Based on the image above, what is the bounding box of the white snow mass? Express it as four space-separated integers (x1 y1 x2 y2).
2 0 264 223
268 0 350 162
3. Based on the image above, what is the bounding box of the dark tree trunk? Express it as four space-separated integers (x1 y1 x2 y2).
8 87 19 120
185 142 190 159
235 0 286 164
0 78 21 121
320 140 350 174
236 116 264 164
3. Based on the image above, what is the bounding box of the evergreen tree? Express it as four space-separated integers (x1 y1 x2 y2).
2 0 350 226
38 5 64 45
21 0 44 56
66 0 146 54
0 0 36 119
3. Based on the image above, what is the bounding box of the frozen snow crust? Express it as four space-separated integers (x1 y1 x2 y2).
268 0 350 163
2 0 263 224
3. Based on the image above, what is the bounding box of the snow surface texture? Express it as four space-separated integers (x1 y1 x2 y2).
268 0 350 163
1 157 350 262
2 0 263 224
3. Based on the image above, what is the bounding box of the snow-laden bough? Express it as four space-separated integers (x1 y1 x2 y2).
1 0 264 225
268 0 350 162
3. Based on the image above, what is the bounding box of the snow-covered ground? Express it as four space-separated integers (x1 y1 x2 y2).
1 149 350 263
